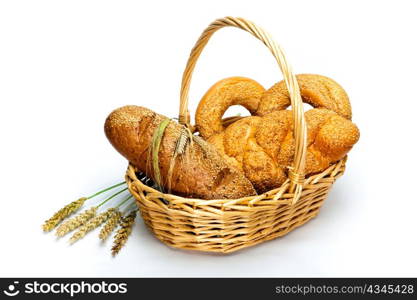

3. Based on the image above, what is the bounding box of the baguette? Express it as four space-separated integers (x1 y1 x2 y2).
104 105 256 199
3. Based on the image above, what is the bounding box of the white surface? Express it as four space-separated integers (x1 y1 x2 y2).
0 0 416 277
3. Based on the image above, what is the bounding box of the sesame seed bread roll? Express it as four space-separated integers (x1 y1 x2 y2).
104 105 256 199
257 74 352 119
206 109 359 194
196 75 360 194
196 77 265 139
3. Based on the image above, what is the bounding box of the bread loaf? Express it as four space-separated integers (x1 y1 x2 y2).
104 105 256 199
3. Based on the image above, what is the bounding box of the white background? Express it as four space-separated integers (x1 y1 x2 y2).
1 0 416 277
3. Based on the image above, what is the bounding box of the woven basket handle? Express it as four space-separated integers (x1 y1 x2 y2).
179 16 307 203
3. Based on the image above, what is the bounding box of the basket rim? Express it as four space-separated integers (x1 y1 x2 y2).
125 156 347 204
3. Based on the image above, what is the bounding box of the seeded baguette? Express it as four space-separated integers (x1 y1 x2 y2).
104 105 256 199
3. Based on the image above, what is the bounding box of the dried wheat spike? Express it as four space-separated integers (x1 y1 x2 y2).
56 206 97 237
175 130 189 155
192 135 209 153
99 209 122 241
69 208 115 244
42 197 87 232
111 210 137 256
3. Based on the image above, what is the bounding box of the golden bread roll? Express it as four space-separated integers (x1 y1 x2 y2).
196 77 265 139
206 109 359 193
257 74 352 119
196 75 360 193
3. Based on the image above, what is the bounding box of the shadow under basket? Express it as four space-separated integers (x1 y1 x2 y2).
125 16 350 253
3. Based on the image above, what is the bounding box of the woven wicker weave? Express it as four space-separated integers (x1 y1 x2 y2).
126 17 348 253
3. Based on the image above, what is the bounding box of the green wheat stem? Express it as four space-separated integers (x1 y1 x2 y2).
97 187 128 208
87 181 126 199
151 118 171 190
42 181 126 232
116 195 133 208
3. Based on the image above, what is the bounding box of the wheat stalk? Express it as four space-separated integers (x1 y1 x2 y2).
42 197 87 232
148 118 171 191
111 210 137 256
167 129 190 192
56 206 97 237
99 209 122 241
69 208 115 244
42 182 126 233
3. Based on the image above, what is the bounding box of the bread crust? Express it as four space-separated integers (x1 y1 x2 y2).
105 105 256 199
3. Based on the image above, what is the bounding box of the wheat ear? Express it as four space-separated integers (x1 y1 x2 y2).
192 135 210 154
99 194 133 241
42 197 87 232
56 206 97 237
69 208 115 244
99 210 122 241
111 210 137 256
167 129 190 192
42 182 125 232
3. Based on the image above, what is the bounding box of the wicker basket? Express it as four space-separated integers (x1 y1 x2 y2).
126 17 347 253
